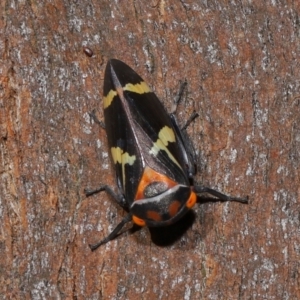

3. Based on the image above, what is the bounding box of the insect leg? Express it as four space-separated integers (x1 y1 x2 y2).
170 79 199 129
170 80 188 114
89 109 105 129
89 213 132 251
181 111 199 130
84 185 127 208
193 186 248 203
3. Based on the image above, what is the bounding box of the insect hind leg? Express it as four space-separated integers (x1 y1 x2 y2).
170 80 200 129
89 109 105 129
170 80 188 114
168 80 199 179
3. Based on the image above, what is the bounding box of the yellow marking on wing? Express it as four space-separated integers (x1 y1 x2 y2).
159 126 176 144
124 81 151 94
149 126 182 170
111 147 122 164
111 147 136 190
122 151 136 165
104 82 150 109
104 90 117 108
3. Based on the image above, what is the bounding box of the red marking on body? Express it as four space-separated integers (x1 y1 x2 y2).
168 200 181 217
146 210 162 221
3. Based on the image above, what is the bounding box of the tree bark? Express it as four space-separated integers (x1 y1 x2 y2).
1 1 299 299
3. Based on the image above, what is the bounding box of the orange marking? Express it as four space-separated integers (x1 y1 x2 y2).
186 192 197 209
169 200 181 217
134 166 178 200
146 210 162 222
132 215 146 227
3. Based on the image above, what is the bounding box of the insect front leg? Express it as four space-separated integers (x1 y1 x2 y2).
85 185 131 250
88 212 132 251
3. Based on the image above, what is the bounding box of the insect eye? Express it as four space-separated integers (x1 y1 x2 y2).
132 215 146 227
186 192 197 209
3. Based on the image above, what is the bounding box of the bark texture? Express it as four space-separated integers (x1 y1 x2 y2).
1 1 299 299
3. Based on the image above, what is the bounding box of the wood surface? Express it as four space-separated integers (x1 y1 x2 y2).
0 1 299 299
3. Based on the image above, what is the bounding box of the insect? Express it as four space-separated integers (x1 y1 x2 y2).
86 59 248 250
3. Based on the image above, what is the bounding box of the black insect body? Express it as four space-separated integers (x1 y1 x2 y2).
86 59 248 250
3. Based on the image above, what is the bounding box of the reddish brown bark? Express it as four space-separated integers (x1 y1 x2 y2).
1 1 299 299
